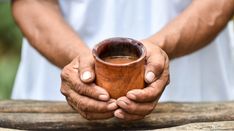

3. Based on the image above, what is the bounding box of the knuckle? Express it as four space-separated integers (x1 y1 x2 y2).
77 98 104 113
80 85 89 95
91 101 107 112
74 83 92 97
135 91 147 101
147 63 163 76
146 87 157 101
60 83 70 96
128 103 137 113
78 101 89 112
144 87 152 97
60 86 67 96
145 93 153 101
146 103 156 115
80 65 92 72
120 100 134 112
153 63 164 73
93 104 104 112
74 82 83 94
79 57 93 71
66 98 77 111
60 66 71 80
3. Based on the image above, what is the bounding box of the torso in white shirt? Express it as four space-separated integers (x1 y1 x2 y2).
12 0 234 102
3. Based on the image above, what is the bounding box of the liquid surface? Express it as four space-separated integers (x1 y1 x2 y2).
103 56 138 64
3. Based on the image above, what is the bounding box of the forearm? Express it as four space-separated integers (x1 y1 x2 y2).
147 0 234 59
12 0 89 68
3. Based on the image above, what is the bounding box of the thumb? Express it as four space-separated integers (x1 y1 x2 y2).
79 55 95 83
145 55 165 84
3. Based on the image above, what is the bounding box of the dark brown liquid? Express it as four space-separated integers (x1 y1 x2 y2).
103 56 138 64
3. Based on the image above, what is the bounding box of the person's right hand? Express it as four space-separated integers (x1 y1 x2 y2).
60 51 118 120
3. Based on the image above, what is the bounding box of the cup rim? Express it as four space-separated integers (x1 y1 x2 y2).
92 37 146 67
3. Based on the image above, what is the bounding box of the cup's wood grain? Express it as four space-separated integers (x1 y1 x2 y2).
95 57 145 99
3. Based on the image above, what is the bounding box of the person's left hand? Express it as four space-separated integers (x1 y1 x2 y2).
114 39 170 121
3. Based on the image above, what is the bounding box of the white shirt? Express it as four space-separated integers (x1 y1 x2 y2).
12 0 234 102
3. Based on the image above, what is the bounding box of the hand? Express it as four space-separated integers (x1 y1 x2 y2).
60 50 118 120
114 39 170 121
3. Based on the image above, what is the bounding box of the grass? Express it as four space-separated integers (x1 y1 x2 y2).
0 54 19 99
0 2 22 99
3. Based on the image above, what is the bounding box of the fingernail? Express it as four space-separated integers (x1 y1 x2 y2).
114 110 124 119
127 93 136 100
117 100 127 107
107 102 118 110
81 71 92 81
99 94 109 101
146 71 155 83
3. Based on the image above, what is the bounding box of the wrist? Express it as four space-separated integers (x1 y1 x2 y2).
66 39 91 62
146 35 166 50
146 32 180 60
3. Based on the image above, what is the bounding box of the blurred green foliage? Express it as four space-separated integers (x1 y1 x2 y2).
0 2 22 99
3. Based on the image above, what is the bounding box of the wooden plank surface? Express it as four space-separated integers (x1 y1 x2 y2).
0 127 20 131
0 100 234 130
156 121 234 130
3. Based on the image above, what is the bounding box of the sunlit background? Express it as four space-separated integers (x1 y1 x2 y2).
0 1 22 99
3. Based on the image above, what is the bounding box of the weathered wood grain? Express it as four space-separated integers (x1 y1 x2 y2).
0 127 20 131
0 100 234 130
0 100 74 113
156 121 234 130
1 100 234 113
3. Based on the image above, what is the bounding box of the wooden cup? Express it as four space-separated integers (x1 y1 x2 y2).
92 37 146 99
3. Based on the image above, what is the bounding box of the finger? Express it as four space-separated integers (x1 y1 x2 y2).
114 109 145 121
60 81 70 97
66 97 114 120
61 60 110 101
78 54 95 83
61 56 79 82
127 56 170 102
145 49 165 83
74 83 110 101
65 96 76 111
116 96 156 116
126 79 167 102
68 89 118 113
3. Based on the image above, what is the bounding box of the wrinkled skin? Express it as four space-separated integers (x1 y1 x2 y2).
60 40 170 121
